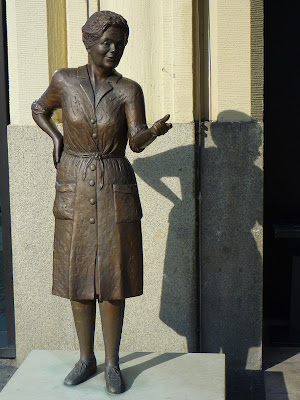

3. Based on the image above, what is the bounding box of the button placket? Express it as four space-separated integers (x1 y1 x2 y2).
89 163 97 209
85 160 97 225
90 115 98 141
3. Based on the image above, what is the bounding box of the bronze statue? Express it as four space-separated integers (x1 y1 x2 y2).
31 11 172 394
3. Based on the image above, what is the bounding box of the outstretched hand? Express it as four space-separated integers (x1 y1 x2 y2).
151 114 172 136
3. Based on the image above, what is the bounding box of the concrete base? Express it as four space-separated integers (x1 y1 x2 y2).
0 350 225 399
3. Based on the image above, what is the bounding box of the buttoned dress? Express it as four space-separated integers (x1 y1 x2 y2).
32 65 146 301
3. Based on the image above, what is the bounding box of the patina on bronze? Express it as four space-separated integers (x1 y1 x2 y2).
31 11 172 394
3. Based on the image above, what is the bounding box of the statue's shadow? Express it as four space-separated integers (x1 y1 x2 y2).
120 352 183 389
200 115 264 373
132 114 264 374
133 145 197 352
94 352 183 389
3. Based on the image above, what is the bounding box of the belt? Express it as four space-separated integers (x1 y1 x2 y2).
64 148 125 189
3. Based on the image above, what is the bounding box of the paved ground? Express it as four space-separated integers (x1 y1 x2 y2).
264 347 300 400
0 359 17 392
0 348 300 398
227 369 266 399
226 348 300 400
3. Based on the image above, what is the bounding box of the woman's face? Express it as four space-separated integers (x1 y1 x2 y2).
88 26 126 71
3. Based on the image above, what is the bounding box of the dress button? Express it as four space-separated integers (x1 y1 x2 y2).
90 118 96 124
89 217 95 224
90 164 96 171
89 180 95 186
89 198 96 205
92 133 98 139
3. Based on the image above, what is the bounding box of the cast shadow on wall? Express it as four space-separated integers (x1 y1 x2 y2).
132 143 197 352
132 110 265 377
200 111 263 371
201 111 267 399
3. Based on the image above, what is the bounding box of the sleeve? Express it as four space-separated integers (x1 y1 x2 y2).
31 69 64 117
125 82 148 153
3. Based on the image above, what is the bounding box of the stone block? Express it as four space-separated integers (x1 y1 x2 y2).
0 350 225 400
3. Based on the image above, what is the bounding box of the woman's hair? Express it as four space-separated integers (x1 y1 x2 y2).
82 11 129 50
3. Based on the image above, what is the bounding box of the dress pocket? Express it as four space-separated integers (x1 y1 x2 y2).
53 182 76 220
113 184 143 224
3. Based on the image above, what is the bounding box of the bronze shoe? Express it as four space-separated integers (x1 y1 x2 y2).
64 357 97 386
105 364 125 394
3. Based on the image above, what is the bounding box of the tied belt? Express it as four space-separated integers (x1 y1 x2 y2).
64 148 125 189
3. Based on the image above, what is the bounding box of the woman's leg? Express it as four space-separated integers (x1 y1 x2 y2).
99 299 125 394
99 299 125 366
64 300 97 386
71 299 96 363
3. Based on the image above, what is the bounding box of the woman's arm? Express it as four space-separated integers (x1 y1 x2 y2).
125 82 172 152
133 114 172 150
31 69 64 168
32 113 63 168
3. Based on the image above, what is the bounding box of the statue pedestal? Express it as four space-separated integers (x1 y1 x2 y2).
0 350 225 399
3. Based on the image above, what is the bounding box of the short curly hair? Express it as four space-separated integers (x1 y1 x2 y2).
82 11 129 50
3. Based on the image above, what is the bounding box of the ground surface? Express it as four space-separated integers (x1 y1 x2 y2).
0 359 17 392
0 348 299 399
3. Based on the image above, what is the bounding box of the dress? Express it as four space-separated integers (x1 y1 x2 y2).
31 65 147 301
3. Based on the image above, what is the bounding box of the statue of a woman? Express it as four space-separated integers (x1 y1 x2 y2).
31 11 172 394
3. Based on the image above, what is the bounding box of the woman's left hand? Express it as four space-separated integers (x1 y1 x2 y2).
151 114 173 136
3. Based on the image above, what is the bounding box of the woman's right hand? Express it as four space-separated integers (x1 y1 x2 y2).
53 137 64 169
31 111 64 169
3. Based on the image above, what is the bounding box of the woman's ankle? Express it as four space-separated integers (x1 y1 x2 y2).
80 353 96 364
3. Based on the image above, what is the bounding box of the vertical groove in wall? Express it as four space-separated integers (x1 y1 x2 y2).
192 0 201 353
194 0 209 122
250 0 264 122
194 0 209 352
46 0 67 123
